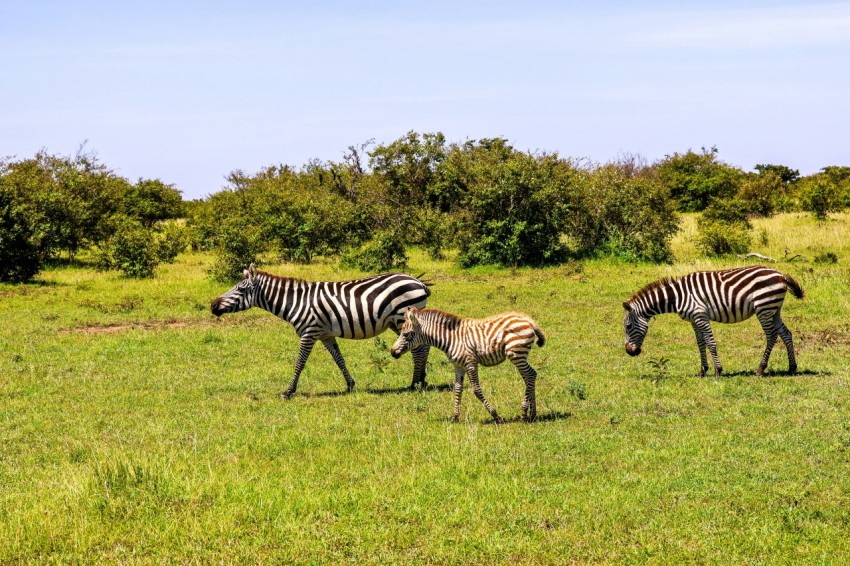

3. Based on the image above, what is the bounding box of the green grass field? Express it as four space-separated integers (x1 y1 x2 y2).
2 213 849 563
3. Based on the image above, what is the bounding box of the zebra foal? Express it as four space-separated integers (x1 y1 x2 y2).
390 307 546 423
211 265 431 397
623 265 804 376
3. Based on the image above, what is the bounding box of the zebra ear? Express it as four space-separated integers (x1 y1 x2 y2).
248 263 257 279
623 302 633 312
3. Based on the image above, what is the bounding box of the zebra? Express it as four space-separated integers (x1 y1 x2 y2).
622 265 804 376
210 264 432 398
390 307 546 423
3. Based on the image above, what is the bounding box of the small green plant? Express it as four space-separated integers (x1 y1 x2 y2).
644 356 671 386
814 252 838 264
368 336 392 373
567 379 586 401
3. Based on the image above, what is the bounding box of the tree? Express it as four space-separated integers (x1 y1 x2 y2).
655 147 742 212
123 178 185 226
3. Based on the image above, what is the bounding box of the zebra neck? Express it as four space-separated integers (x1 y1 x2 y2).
417 311 459 353
257 274 308 323
639 280 681 317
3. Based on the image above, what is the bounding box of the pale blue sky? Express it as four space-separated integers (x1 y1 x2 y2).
2 1 849 199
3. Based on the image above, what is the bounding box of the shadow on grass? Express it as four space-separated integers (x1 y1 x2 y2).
363 383 453 396
429 410 573 425
712 368 826 378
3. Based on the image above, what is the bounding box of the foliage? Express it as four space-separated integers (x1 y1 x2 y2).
208 215 266 282
341 229 408 272
123 179 185 226
754 163 800 184
696 199 752 256
798 175 845 220
0 178 46 282
737 171 786 217
655 147 743 212
156 221 188 264
567 164 680 263
95 217 162 278
443 140 574 267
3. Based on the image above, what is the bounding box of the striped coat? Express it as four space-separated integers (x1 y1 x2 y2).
391 307 546 422
623 265 804 376
211 265 431 397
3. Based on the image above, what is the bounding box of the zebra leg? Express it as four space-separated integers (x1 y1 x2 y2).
691 321 710 377
281 336 317 399
466 362 503 424
451 366 465 422
410 344 431 390
755 310 779 376
321 338 355 393
508 352 537 422
775 314 797 374
694 315 722 376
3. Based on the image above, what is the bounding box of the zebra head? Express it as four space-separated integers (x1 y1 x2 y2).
390 307 423 359
622 301 650 356
211 264 261 317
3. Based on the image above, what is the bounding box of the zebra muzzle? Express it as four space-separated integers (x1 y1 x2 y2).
625 342 641 356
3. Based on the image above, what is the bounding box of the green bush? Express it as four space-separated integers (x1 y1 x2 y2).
446 140 574 267
566 164 680 263
799 177 844 220
96 219 162 278
155 222 187 264
341 230 408 272
655 148 742 212
209 217 265 283
696 200 752 256
0 183 46 282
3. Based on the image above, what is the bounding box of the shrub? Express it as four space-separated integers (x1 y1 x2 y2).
0 183 45 282
737 171 785 217
814 252 838 264
696 200 752 256
96 218 161 278
447 141 574 267
341 230 408 272
799 177 844 220
156 222 187 264
566 165 680 263
209 217 265 282
655 148 743 212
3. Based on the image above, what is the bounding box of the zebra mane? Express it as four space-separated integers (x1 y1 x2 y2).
256 270 306 285
631 276 677 302
419 308 462 330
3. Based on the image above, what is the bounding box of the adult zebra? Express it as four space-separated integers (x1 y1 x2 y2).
623 265 804 376
211 264 432 398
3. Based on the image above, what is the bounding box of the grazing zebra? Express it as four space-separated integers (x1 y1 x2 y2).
390 307 546 423
211 264 432 398
622 265 804 376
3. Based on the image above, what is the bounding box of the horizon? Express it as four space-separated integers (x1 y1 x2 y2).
2 0 849 199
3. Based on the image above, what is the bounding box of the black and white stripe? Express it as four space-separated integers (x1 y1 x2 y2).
390 307 546 422
211 265 431 397
623 265 804 376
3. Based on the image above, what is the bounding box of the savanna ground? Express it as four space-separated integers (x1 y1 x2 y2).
1 213 849 564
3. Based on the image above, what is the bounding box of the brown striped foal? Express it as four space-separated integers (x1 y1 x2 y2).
391 307 546 423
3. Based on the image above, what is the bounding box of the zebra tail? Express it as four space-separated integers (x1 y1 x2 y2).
784 274 805 300
532 322 546 347
414 272 433 295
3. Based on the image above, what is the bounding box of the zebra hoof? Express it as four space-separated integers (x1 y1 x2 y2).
714 369 723 377
493 416 505 425
788 365 798 375
450 415 460 423
280 390 294 400
756 365 766 376
699 368 707 378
